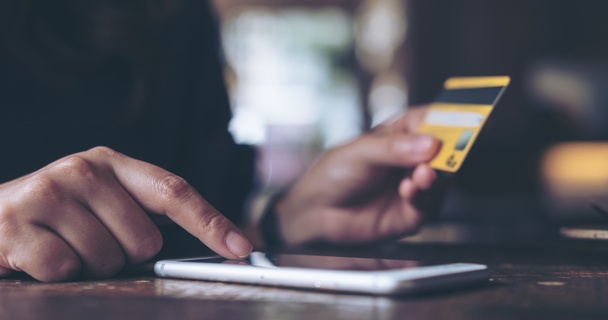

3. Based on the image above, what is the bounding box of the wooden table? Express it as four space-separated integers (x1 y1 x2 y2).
2 238 608 320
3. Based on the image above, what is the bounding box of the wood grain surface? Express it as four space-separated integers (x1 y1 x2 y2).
2 240 608 320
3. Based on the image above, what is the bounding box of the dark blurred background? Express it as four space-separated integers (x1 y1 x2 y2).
213 0 608 243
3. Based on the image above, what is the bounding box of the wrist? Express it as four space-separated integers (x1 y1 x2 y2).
259 190 287 248
245 189 287 249
273 189 329 246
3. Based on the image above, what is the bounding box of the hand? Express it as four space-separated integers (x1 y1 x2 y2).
0 147 252 282
275 107 445 246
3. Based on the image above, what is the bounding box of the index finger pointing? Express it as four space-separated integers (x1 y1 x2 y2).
99 148 252 259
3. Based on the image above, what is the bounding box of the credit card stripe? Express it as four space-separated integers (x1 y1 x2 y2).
434 86 505 105
444 76 510 89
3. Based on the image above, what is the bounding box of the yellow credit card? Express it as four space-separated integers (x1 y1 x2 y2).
417 76 510 172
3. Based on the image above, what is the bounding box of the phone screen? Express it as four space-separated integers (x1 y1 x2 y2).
185 253 428 272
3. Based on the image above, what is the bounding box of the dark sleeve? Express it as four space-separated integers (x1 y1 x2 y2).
157 0 255 258
178 0 255 225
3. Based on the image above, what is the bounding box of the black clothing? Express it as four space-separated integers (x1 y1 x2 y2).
0 1 254 255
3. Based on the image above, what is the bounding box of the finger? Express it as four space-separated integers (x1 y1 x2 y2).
41 201 126 279
411 164 437 191
78 176 163 266
377 106 429 133
99 148 252 259
378 195 423 239
6 226 81 282
400 165 450 222
399 165 440 199
42 153 162 267
344 133 441 168
399 178 417 200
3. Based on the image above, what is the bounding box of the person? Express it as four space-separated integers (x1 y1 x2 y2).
0 0 442 282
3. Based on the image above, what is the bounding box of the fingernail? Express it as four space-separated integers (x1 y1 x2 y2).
226 232 253 258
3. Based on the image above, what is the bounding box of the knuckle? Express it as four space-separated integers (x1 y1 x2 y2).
156 174 194 202
321 148 358 184
53 156 97 180
325 162 352 184
195 210 226 234
88 146 119 160
21 175 62 201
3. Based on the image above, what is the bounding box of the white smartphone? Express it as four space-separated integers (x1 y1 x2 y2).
154 252 489 295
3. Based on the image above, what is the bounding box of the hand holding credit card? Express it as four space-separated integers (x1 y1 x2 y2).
417 76 510 172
